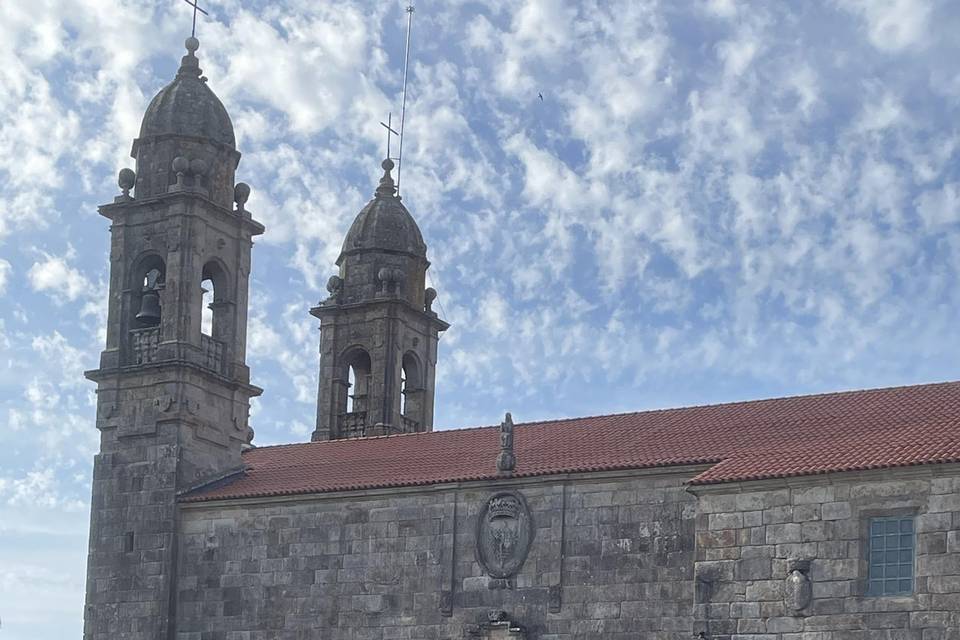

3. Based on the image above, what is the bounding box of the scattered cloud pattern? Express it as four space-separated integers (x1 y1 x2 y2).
1 1 959 636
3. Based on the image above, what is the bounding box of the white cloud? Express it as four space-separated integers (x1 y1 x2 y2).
916 183 960 230
27 252 95 303
0 259 10 294
840 0 932 52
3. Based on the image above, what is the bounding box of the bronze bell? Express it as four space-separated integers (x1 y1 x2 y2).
136 290 161 325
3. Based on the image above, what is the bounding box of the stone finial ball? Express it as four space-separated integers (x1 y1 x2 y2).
118 168 136 190
425 287 437 303
189 158 208 176
382 158 395 171
172 156 190 173
377 267 391 282
185 36 200 53
234 182 251 205
326 275 343 294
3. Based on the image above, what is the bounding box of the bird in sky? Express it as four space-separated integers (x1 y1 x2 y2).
538 92 544 101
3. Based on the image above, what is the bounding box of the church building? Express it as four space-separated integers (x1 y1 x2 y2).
82 36 960 640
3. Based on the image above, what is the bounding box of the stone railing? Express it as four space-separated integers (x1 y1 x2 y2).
201 334 224 373
401 415 420 432
339 411 367 438
128 329 226 374
129 327 161 365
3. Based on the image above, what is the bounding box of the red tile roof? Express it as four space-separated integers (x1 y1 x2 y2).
183 381 960 502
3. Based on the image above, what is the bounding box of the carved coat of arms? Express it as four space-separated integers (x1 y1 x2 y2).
476 491 533 579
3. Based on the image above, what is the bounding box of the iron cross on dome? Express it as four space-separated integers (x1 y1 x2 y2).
182 0 209 38
380 112 400 162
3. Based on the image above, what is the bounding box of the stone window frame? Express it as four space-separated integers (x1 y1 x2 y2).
856 506 919 599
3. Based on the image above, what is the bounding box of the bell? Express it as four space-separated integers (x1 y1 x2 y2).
136 290 161 325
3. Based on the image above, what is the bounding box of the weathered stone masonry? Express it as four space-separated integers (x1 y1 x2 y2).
83 31 960 640
176 469 699 639
175 465 960 639
690 467 960 639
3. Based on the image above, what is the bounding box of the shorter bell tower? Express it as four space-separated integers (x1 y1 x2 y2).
312 159 448 440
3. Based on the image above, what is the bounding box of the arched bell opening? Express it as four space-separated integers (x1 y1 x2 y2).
131 255 166 329
400 351 424 431
199 260 231 373
128 254 166 365
337 347 371 438
200 260 231 338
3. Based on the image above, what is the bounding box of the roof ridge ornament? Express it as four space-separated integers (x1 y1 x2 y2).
375 158 397 198
178 36 202 77
177 0 208 77
496 412 516 476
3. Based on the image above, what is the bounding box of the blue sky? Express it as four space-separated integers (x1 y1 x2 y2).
2 0 960 636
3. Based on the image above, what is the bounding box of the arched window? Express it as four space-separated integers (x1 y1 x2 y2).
343 348 372 414
200 261 229 340
129 254 166 365
131 255 166 329
339 348 371 438
199 261 229 373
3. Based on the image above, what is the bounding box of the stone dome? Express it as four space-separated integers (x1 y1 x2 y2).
338 160 427 263
137 38 235 148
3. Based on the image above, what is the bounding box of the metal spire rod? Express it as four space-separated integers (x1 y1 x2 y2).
396 5 415 196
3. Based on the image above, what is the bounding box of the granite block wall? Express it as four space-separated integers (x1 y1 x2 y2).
690 469 960 639
174 470 698 639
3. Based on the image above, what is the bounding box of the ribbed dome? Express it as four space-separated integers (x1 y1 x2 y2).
338 160 426 262
138 38 235 148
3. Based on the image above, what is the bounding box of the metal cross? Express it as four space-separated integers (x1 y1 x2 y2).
380 112 399 161
182 0 209 38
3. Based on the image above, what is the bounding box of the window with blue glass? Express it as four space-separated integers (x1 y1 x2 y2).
867 516 914 596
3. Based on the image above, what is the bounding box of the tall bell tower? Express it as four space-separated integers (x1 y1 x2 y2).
311 159 448 440
82 37 263 639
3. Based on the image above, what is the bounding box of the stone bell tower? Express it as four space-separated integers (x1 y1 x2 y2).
311 159 448 440
82 37 263 639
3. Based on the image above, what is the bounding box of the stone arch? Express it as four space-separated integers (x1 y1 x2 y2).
340 345 372 416
200 259 231 339
400 351 424 430
130 253 166 329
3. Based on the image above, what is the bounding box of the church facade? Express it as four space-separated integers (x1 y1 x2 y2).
83 37 960 640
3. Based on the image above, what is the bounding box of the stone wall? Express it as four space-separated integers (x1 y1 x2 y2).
690 467 960 639
175 469 698 639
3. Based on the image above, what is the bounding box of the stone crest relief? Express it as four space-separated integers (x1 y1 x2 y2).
476 491 534 580
785 559 812 614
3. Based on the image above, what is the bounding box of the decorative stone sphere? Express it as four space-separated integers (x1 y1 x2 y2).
424 287 437 304
377 267 391 282
172 156 190 173
185 36 200 53
382 158 395 171
189 158 207 176
118 168 136 190
234 182 251 206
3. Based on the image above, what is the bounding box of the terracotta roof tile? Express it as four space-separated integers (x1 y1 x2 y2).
182 380 960 502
